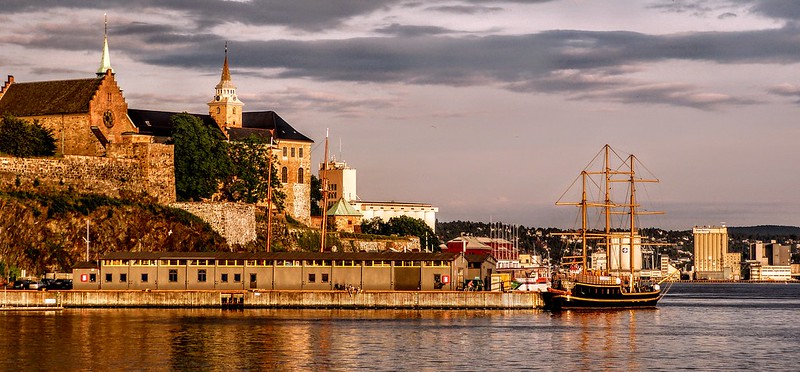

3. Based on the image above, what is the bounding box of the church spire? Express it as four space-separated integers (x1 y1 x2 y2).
97 13 113 76
209 42 244 133
221 42 231 82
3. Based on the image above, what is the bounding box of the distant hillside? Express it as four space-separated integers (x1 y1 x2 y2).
0 190 229 277
728 225 800 238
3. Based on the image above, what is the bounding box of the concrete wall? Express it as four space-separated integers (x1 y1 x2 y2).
1 290 544 309
170 202 256 246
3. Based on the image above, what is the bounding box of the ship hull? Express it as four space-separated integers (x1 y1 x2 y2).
541 282 661 311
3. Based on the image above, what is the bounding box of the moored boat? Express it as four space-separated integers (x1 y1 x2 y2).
543 145 676 311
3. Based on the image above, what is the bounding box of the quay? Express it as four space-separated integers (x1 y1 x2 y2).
2 290 545 310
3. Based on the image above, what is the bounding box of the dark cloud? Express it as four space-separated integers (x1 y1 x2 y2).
749 0 800 21
374 24 455 37
427 5 503 15
127 26 800 109
2 0 397 31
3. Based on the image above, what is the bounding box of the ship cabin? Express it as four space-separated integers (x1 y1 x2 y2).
72 251 471 291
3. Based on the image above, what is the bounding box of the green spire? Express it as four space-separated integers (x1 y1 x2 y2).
97 13 113 76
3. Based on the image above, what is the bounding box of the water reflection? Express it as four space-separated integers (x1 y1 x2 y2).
2 284 800 370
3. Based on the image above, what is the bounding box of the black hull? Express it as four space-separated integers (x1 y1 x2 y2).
541 282 662 311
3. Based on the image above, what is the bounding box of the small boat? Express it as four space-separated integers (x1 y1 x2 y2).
541 145 675 311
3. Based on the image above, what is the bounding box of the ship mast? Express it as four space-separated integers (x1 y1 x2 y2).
604 145 612 275
320 129 329 252
581 171 588 271
628 155 637 278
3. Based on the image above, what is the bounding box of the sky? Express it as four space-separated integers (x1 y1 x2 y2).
1 0 798 230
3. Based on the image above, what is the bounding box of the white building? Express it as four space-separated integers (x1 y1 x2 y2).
320 159 439 232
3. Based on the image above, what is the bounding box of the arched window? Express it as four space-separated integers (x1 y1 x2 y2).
281 167 288 183
216 107 220 114
298 168 304 184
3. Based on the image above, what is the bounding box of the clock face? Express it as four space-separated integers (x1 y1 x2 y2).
103 110 114 128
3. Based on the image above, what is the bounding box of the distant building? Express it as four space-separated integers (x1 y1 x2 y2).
325 198 362 233
321 160 357 209
746 241 791 281
319 160 438 231
693 226 732 280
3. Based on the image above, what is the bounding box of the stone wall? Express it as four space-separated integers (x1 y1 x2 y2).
338 236 421 253
170 202 256 246
1 290 544 309
0 142 176 204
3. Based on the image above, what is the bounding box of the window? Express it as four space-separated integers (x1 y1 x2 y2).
233 107 236 114
120 273 127 283
90 274 97 283
141 273 149 283
281 167 288 183
105 273 112 283
308 273 316 283
298 148 303 158
221 274 229 283
282 147 288 157
216 107 220 114
169 269 178 283
250 273 257 283
298 168 304 184
321 273 329 283
291 147 295 157
234 273 241 283
198 269 207 282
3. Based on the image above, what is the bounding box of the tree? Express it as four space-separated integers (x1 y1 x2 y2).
221 134 285 209
0 115 56 157
361 215 440 252
170 113 230 201
310 175 322 216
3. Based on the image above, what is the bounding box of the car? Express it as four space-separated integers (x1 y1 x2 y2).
11 279 43 290
49 279 73 290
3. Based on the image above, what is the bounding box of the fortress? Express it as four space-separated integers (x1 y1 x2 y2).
0 21 314 242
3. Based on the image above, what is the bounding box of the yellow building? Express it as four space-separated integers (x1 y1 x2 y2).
693 226 730 280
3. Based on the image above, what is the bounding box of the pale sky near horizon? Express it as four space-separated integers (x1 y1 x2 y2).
1 0 798 230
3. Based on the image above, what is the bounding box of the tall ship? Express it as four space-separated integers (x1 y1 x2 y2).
541 145 675 311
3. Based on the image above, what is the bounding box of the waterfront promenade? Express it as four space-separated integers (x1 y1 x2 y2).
1 290 544 309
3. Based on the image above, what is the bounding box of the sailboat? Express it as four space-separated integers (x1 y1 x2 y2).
540 145 676 311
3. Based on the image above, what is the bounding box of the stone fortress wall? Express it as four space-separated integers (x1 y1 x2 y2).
169 202 257 246
0 141 176 204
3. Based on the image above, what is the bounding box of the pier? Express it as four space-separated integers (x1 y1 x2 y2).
2 290 545 310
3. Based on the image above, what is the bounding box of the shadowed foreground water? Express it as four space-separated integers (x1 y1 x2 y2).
2 283 799 370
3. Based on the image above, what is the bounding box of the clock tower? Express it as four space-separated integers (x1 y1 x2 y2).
208 43 244 136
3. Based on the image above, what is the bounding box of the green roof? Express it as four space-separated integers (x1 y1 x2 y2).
326 198 362 216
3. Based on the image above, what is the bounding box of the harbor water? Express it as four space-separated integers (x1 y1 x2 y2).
2 283 799 370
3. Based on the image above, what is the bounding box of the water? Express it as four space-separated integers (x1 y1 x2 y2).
2 283 798 371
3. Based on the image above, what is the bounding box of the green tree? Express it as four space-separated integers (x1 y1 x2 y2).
0 115 56 157
170 113 230 201
361 215 440 252
221 134 285 209
310 174 322 216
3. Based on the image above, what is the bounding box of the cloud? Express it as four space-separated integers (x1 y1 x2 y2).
767 83 800 103
2 0 398 31
374 23 455 37
426 5 504 15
